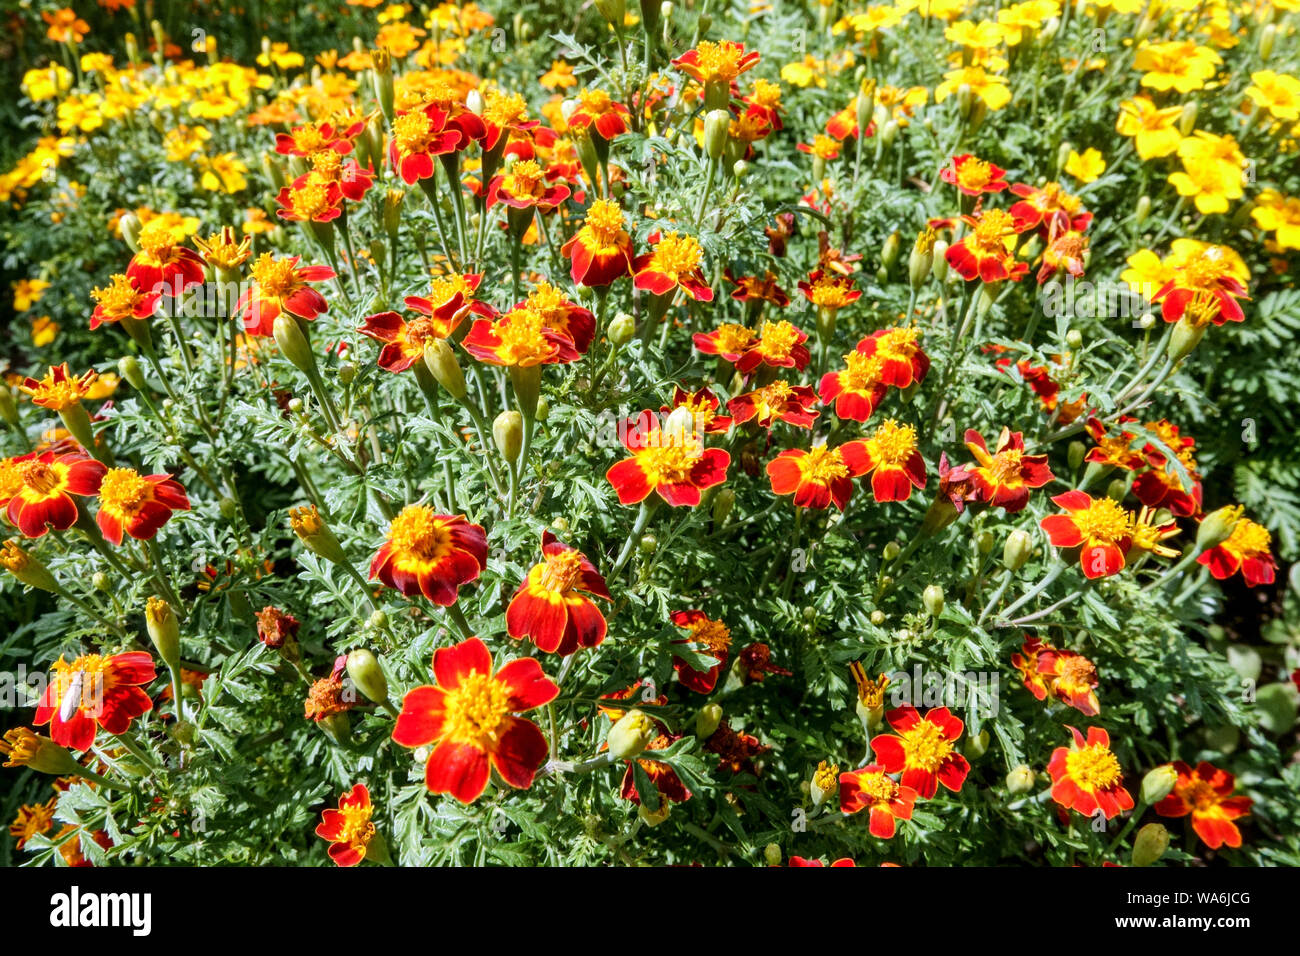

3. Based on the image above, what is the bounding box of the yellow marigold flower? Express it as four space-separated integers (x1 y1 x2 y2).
540 60 577 90
1121 249 1174 295
257 42 305 70
22 65 73 101
936 66 1011 111
194 226 254 270
1064 148 1105 184
1251 190 1300 252
12 279 50 312
1116 96 1183 160
1134 41 1221 94
198 153 249 194
1244 70 1300 123
31 317 59 347
836 6 904 34
945 19 1004 50
996 0 1060 45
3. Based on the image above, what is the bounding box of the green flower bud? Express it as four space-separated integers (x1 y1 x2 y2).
1107 478 1127 502
1066 329 1083 350
607 311 636 346
1135 195 1151 225
1168 315 1208 363
593 0 626 26
1196 505 1242 552
638 533 658 555
870 609 886 626
423 339 466 400
932 239 950 282
92 571 110 592
882 541 901 561
1003 530 1033 571
272 314 317 377
977 530 995 554
922 584 945 616
703 109 730 159
881 120 898 149
0 386 17 427
966 729 990 759
1259 23 1276 61
369 609 389 630
1140 765 1178 805
696 703 723 740
493 410 524 463
1067 440 1086 472
119 212 143 253
763 843 782 866
0 540 58 593
346 648 390 705
607 709 657 760
712 487 735 525
0 727 85 777
535 395 550 421
881 231 902 270
1132 823 1170 867
145 596 181 669
1006 765 1036 794
1178 100 1198 137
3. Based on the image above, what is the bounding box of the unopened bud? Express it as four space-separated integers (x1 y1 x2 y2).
810 760 838 808
882 541 901 562
932 240 950 282
493 410 524 463
1178 100 1198 137
145 597 181 668
1168 315 1207 363
696 703 723 740
607 312 636 346
0 387 16 427
607 709 657 760
1135 195 1151 225
118 355 146 391
1007 765 1036 794
922 584 945 616
763 843 782 866
1003 530 1033 571
1197 505 1242 551
1140 764 1179 805
273 314 317 376
711 488 735 525
0 540 58 593
1132 823 1170 867
881 231 902 270
703 109 730 160
346 648 389 705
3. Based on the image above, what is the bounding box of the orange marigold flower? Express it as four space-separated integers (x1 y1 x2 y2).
236 254 336 337
1008 181 1092 237
1131 419 1202 517
126 220 206 297
662 385 732 435
1047 725 1133 820
3 449 105 538
940 153 1008 196
798 269 860 311
693 321 757 363
606 410 730 507
1084 416 1145 471
767 442 871 510
567 87 631 140
560 198 635 287
670 609 731 694
305 662 355 723
358 293 469 373
315 784 378 866
1152 244 1248 324
851 418 926 502
819 350 889 422
962 427 1054 513
20 364 96 412
506 531 611 656
1012 636 1051 701
370 506 487 605
388 103 478 184
1037 646 1101 716
1153 761 1252 850
462 306 581 367
392 637 558 803
34 651 156 751
486 158 570 212
10 799 56 850
1198 508 1275 587
735 319 811 374
725 269 789 306
1040 490 1133 579
256 606 300 649
275 172 344 223
90 274 161 330
839 764 919 838
43 9 90 44
673 40 760 88
728 380 819 430
274 118 363 157
95 467 190 545
870 705 970 799
735 643 792 683
856 327 929 388
633 231 714 301
797 134 842 161
945 207 1031 283
192 226 253 272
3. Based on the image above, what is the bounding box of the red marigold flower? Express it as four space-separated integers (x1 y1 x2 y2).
486 158 571 211
693 322 757 363
90 274 161 330
1084 416 1145 471
1000 355 1087 424
392 637 559 803
1037 646 1101 716
405 271 494 322
962 427 1054 513
725 269 789 306
728 380 819 430
1154 761 1252 850
1152 244 1248 324
315 783 378 867
95 467 190 545
20 364 97 411
567 88 631 140
506 531 611 656
388 103 469 184
633 231 714 301
462 306 581 367
1012 636 1051 701
126 220 206 297
839 764 919 838
945 208 1031 283
34 651 156 751
849 419 926 502
1040 490 1133 579
662 386 733 435
705 719 769 775
1047 725 1133 820
597 681 667 722
670 609 731 694
620 732 693 805
358 294 469 373
819 351 889 422
560 199 635 287
766 441 871 510
941 154 1009 196
734 320 811 374
1008 181 1092 237
673 40 760 88
856 327 930 388
734 643 792 683
520 281 596 353
274 172 344 223
480 89 539 153
369 506 487 605
1037 229 1089 284
870 705 970 799
235 253 336 337
275 118 362 157
1197 509 1275 587
256 606 300 649
1131 419 1202 517
798 269 860 312
788 856 856 866
606 410 730 507
4 449 105 538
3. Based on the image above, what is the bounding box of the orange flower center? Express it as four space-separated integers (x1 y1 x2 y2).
1055 654 1096 687
843 351 885 388
1064 743 1121 791
691 41 747 83
394 110 436 155
441 671 511 747
250 254 301 300
956 158 994 191
99 467 153 515
1178 778 1222 813
20 461 61 495
505 159 544 196
900 719 952 772
987 449 1023 483
388 505 451 562
291 178 334 220
538 549 583 593
1072 497 1132 542
686 617 731 655
334 802 375 848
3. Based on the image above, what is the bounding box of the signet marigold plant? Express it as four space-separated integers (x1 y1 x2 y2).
0 0 1297 870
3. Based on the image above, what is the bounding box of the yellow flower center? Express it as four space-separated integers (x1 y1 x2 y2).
24 369 92 410
713 323 755 354
441 671 512 747
987 448 1023 483
428 274 471 306
1226 518 1270 555
289 504 325 538
394 110 435 155
291 178 334 220
1072 497 1132 542
583 199 626 246
92 274 146 316
650 232 703 279
972 209 1017 251
20 461 60 495
691 41 746 83
495 309 554 365
799 444 849 483
292 126 331 153
99 467 152 515
526 281 569 321
505 159 544 196
309 149 343 180
813 760 839 792
686 617 731 655
956 158 993 191
335 803 375 848
484 90 528 127
806 275 854 308
136 221 176 259
250 254 300 300
843 351 885 388
757 320 800 359
577 88 613 113
1064 743 1122 791
52 654 112 710
854 769 899 803
867 419 919 466
901 719 952 772
538 549 583 593
388 505 451 562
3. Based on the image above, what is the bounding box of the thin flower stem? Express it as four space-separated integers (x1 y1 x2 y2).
610 499 658 580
